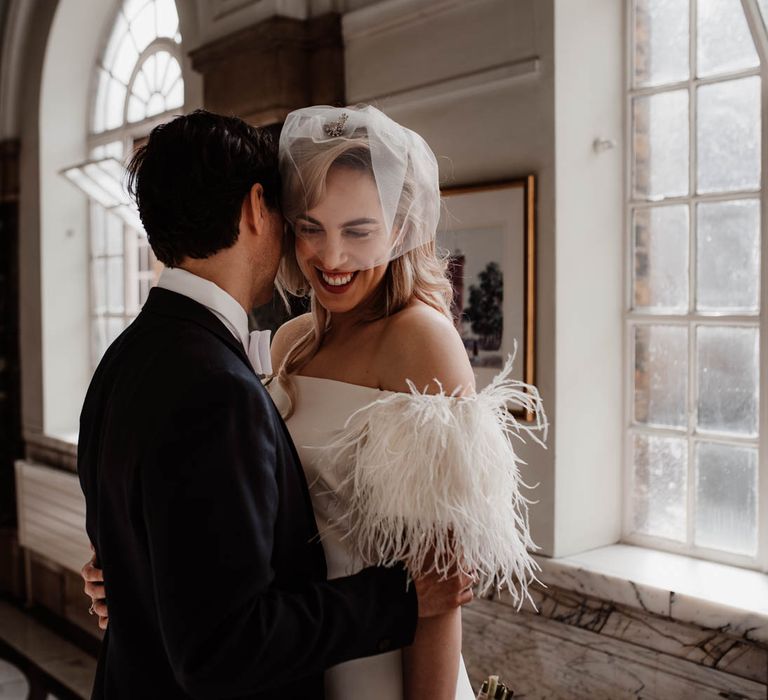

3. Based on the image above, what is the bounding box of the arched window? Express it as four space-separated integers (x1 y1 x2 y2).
70 0 185 364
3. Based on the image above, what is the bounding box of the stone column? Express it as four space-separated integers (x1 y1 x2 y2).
189 13 345 126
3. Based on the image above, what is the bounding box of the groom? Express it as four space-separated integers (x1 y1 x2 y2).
77 110 473 699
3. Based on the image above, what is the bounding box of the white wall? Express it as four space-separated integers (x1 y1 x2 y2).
553 0 624 555
38 0 118 437
343 0 558 553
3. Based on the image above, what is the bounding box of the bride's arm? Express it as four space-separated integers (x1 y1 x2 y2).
378 304 476 700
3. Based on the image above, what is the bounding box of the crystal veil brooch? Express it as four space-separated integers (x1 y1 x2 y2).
323 112 349 138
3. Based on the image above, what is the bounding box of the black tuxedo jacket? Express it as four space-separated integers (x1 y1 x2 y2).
78 287 417 699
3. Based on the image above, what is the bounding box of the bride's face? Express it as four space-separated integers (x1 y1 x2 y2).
293 166 392 314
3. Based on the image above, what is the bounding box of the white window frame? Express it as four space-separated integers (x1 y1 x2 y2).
623 0 768 572
86 1 187 368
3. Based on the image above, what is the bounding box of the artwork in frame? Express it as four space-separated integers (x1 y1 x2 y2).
438 176 537 416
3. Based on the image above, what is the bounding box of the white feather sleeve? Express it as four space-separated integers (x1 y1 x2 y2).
313 350 548 608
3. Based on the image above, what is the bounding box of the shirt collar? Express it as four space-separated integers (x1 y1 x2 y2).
156 267 250 348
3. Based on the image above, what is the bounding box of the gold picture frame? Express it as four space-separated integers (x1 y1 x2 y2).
439 176 537 421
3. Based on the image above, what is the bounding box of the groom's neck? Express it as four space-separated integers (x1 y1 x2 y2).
179 250 256 313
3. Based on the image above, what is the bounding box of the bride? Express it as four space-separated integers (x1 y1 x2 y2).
82 104 546 699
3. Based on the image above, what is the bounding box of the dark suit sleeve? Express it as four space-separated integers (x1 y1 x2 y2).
140 369 417 698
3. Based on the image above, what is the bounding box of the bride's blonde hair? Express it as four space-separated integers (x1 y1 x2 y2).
275 136 453 417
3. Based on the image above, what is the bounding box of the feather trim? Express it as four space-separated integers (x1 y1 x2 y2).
311 343 548 608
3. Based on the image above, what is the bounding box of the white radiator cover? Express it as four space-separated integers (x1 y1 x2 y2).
15 460 91 574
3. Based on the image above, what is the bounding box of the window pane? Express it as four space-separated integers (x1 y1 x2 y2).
90 205 105 256
92 317 108 361
695 441 757 555
634 325 689 428
111 36 138 85
633 205 689 312
633 90 689 200
130 1 156 54
92 259 106 314
105 78 127 131
156 0 180 39
107 317 126 345
697 0 759 78
161 56 181 95
105 213 123 256
697 326 759 436
697 77 761 194
632 433 687 541
697 200 760 313
107 257 125 314
633 0 689 87
127 95 146 123
166 78 183 110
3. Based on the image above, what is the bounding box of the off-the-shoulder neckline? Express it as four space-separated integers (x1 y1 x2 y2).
292 373 392 394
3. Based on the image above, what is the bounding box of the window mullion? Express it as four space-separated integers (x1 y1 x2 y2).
687 0 698 554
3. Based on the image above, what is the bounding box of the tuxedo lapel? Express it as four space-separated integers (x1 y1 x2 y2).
142 287 253 373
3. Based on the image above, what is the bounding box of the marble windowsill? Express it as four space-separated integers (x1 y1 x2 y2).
533 543 768 645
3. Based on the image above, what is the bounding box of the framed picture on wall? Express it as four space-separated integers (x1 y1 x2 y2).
438 176 537 413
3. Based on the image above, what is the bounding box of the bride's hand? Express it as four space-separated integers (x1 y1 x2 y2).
81 546 109 630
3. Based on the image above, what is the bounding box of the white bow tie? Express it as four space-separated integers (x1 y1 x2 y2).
247 329 273 376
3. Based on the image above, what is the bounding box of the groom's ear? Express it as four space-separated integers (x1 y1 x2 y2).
241 183 267 236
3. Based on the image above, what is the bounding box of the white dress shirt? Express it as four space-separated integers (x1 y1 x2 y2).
157 267 272 375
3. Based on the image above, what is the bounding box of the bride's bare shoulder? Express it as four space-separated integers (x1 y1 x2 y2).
271 313 313 369
378 302 475 395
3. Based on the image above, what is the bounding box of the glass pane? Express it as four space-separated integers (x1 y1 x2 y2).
633 90 689 200
697 0 759 78
697 326 759 436
106 213 123 256
633 0 689 87
93 69 109 133
132 68 151 101
697 76 761 194
147 93 165 117
139 243 149 272
107 317 126 345
103 12 129 70
633 205 689 312
111 35 138 85
107 257 125 314
695 441 757 555
92 258 106 314
156 0 180 38
632 433 687 541
143 54 158 91
127 95 146 123
634 325 688 428
104 141 124 160
90 204 105 256
130 1 156 54
105 78 127 131
123 0 151 22
166 77 184 110
92 317 108 361
161 56 181 94
697 200 760 313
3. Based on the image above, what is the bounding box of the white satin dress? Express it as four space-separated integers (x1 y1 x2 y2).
268 375 476 700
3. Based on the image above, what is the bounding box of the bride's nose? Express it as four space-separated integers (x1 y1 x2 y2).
317 235 349 270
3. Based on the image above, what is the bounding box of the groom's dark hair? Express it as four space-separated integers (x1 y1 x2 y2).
127 109 280 267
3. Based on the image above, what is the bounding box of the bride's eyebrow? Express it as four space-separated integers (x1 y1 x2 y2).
296 215 323 226
342 218 379 227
